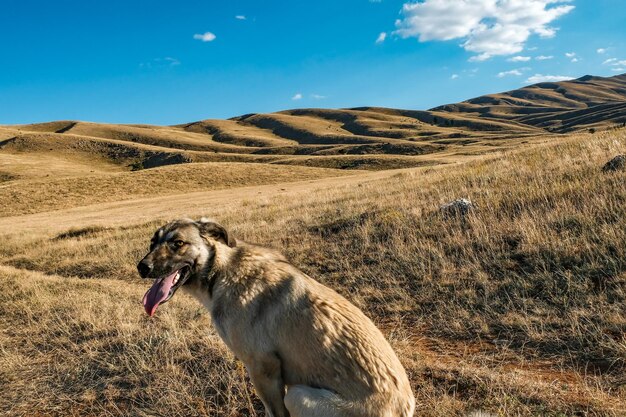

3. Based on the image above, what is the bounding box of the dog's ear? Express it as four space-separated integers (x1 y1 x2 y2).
196 218 236 248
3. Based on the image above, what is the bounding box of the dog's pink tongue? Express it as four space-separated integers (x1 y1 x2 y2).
142 271 177 317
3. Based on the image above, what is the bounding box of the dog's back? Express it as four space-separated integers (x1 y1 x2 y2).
280 273 415 416
203 242 415 417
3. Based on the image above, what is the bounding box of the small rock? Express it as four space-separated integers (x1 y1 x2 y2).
602 154 626 172
440 198 476 218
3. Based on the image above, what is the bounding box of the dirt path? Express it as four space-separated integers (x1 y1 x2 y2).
0 167 411 235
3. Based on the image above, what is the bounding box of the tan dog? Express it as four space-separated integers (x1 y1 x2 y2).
138 218 415 417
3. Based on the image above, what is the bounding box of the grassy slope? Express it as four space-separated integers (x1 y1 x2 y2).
2 74 624 179
433 74 626 132
0 162 358 217
1 129 624 416
0 266 255 417
0 126 454 172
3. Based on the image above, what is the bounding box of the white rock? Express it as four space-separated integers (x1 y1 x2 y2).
440 198 476 218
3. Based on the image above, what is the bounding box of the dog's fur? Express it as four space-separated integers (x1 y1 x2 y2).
138 218 415 417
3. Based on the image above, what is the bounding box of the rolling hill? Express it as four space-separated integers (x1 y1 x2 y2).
1 128 624 416
433 74 626 132
0 73 625 416
2 73 624 176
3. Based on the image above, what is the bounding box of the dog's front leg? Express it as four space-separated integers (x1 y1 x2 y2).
247 353 289 417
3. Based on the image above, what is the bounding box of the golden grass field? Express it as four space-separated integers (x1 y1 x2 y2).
0 126 624 416
0 162 360 217
1 74 625 416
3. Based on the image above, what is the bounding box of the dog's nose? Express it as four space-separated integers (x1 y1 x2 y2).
137 260 153 278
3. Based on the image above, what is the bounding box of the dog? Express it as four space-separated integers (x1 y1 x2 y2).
138 218 415 417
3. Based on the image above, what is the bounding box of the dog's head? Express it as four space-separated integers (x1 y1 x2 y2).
137 218 236 316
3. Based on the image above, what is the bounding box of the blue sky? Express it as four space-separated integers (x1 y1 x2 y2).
1 0 624 125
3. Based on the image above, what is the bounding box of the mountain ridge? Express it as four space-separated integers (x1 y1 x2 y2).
431 73 626 132
2 73 625 171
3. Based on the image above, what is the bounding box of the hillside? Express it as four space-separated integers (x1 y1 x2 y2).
2 74 623 181
0 72 625 416
1 129 624 416
0 162 360 217
433 73 626 132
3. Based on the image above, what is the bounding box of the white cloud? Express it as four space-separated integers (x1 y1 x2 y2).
163 57 180 66
462 68 479 76
376 32 387 44
140 57 181 69
498 67 530 78
193 32 216 42
497 67 530 77
603 58 626 69
526 74 573 83
451 74 459 79
311 94 327 99
565 52 576 58
292 93 303 100
508 56 531 62
235 15 246 20
571 57 579 63
468 53 491 62
535 55 553 60
498 69 522 77
393 0 574 61
597 48 607 54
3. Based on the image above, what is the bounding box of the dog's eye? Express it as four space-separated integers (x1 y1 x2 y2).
174 240 185 248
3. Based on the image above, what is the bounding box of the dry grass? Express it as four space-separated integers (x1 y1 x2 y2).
0 127 479 172
1 130 625 416
2 96 562 174
434 74 626 133
0 151 122 181
0 162 357 216
0 266 261 417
